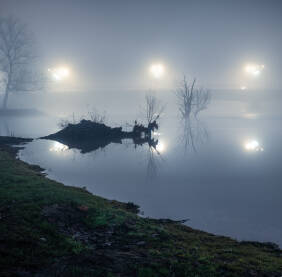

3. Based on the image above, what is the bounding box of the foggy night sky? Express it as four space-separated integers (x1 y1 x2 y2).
0 0 282 90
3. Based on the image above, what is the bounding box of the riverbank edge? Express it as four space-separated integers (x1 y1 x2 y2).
0 136 281 277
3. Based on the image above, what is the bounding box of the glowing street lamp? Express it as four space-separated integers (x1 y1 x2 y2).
150 63 165 79
48 66 70 81
244 64 264 77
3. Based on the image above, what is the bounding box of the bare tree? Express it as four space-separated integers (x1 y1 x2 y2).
144 93 165 124
0 17 41 109
194 86 211 117
175 76 210 153
176 76 210 119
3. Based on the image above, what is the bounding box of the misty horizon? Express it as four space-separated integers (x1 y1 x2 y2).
1 0 282 91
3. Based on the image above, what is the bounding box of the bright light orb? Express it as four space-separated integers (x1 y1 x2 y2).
244 64 264 77
150 64 165 79
244 140 264 152
241 86 247 91
48 66 70 81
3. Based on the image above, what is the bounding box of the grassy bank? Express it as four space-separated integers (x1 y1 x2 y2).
0 137 281 277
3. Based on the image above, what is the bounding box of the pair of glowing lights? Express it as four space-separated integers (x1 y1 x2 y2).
50 139 263 155
151 62 265 80
49 140 167 153
48 64 165 81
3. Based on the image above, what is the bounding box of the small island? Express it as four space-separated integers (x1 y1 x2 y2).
41 119 159 153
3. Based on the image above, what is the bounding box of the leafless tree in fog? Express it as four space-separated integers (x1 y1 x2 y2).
194 86 211 117
0 17 42 109
144 93 165 124
176 76 210 152
176 76 210 119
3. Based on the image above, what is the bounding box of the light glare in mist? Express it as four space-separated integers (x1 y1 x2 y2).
244 140 264 152
244 64 264 77
48 66 70 81
150 64 165 79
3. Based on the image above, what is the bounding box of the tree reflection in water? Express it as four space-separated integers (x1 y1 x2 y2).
176 76 211 153
145 138 165 182
180 116 209 153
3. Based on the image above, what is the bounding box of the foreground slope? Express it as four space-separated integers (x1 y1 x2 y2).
0 137 281 277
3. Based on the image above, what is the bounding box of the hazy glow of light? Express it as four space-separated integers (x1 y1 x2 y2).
243 113 258 119
244 140 264 152
156 140 166 153
50 142 69 152
150 63 165 79
241 86 247 90
244 64 264 77
48 66 70 81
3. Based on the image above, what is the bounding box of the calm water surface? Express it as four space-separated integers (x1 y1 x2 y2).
1 89 281 246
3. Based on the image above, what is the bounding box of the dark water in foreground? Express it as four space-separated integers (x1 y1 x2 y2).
1 89 282 246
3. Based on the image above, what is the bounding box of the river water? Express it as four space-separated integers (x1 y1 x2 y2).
1 89 281 246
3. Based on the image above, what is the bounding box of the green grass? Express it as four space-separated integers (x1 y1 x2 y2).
0 145 282 276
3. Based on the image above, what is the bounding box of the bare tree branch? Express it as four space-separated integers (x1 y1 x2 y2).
0 16 43 109
176 76 211 119
143 93 165 124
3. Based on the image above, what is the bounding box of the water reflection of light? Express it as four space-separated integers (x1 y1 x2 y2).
244 140 264 152
243 113 258 119
244 64 264 77
156 141 166 153
50 142 69 152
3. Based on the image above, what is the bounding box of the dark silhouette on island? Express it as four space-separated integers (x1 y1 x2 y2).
41 119 159 154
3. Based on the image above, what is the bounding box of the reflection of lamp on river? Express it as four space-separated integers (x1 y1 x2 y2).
244 64 264 77
49 141 69 152
244 140 264 152
155 140 166 153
